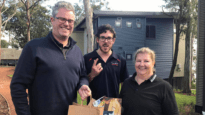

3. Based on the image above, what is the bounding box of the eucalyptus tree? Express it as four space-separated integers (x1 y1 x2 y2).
20 0 46 42
74 0 110 24
0 0 21 61
6 4 51 48
1 40 8 48
162 0 198 93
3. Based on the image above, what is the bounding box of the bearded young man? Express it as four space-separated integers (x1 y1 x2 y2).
84 24 129 101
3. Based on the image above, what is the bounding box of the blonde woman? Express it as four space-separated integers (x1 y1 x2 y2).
120 47 179 115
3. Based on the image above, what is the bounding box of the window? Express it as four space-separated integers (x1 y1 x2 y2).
136 22 142 29
126 22 132 28
126 54 132 60
115 17 122 28
146 25 156 39
136 18 142 29
115 21 121 28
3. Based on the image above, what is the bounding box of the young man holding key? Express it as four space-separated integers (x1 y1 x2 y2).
84 24 129 101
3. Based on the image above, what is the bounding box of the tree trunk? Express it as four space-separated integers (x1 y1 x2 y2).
0 0 17 61
26 0 31 42
182 18 191 94
190 36 194 88
0 1 4 63
168 3 184 86
168 20 181 85
0 10 2 63
84 0 94 53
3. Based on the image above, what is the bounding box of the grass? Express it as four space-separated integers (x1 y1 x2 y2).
175 93 196 108
8 75 13 78
175 90 197 114
174 88 196 95
77 93 87 105
191 90 196 95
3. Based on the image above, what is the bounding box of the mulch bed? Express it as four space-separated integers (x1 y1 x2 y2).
0 93 10 115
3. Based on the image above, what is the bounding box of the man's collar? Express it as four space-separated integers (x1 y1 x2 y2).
49 32 76 48
52 36 69 48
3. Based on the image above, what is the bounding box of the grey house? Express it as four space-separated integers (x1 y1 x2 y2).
195 0 205 113
74 11 176 79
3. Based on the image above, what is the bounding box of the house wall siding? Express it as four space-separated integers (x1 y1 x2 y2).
71 32 84 54
145 18 173 79
84 29 88 55
98 17 146 75
173 33 185 77
97 17 173 78
196 0 205 109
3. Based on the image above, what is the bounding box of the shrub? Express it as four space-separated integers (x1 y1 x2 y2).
191 81 196 89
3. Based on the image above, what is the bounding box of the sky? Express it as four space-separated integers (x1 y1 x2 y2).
2 0 166 42
43 0 166 11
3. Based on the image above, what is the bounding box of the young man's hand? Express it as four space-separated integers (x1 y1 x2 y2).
89 58 103 82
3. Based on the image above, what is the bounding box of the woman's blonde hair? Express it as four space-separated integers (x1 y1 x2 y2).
134 47 156 63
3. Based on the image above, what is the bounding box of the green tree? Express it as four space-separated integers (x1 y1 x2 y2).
163 0 198 93
20 0 45 42
183 0 198 93
9 38 19 48
183 0 192 93
1 0 21 62
162 0 188 85
6 4 51 48
1 40 8 48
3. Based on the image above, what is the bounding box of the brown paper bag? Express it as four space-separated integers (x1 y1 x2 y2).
68 96 104 115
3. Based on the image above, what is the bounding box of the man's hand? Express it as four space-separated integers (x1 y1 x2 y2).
78 85 91 101
89 58 103 81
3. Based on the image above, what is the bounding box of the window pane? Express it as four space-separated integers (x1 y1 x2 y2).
115 21 121 28
146 26 149 38
150 26 155 38
126 22 132 28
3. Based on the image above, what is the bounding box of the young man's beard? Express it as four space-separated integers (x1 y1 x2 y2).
99 43 112 54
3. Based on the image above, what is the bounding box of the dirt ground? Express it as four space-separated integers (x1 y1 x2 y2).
0 67 16 115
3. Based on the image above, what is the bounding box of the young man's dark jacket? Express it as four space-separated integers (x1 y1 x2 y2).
10 32 89 115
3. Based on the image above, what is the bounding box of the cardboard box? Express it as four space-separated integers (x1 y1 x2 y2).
97 97 122 115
